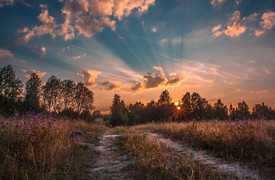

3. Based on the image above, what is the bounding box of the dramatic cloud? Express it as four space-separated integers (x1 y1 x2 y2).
0 0 14 8
77 70 101 87
212 10 254 38
21 69 47 79
40 46 46 58
130 66 184 92
17 6 57 44
224 10 247 37
255 11 275 36
211 0 227 6
17 0 155 42
0 49 14 58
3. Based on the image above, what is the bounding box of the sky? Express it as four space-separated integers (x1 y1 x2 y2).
0 0 275 113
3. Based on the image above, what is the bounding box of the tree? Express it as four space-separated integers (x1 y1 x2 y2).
231 101 250 120
74 82 94 113
42 75 61 113
110 94 128 126
190 92 208 120
158 90 172 106
213 99 228 120
128 102 145 125
0 65 23 99
0 65 23 115
60 80 76 110
252 102 275 120
181 92 192 120
157 90 173 122
24 73 42 112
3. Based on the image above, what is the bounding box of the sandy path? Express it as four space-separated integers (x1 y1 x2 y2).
89 130 136 180
143 131 262 180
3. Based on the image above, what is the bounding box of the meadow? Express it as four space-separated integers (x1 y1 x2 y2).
0 113 107 179
134 120 275 166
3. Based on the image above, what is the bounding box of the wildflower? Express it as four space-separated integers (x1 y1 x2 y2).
1 124 5 128
28 127 31 130
5 121 9 124
29 132 34 135
16 124 19 127
42 125 46 128
34 116 39 119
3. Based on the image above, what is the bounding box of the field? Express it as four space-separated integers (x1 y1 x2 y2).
1 116 275 179
0 113 107 179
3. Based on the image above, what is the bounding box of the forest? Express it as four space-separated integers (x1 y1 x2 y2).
0 64 274 126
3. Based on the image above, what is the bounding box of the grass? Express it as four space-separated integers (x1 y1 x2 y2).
134 120 275 167
0 113 108 179
120 132 226 179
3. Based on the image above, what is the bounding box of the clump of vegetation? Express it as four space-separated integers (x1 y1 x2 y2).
0 113 107 179
135 120 275 166
120 133 224 179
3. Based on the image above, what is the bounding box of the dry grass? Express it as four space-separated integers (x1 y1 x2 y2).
0 113 108 179
120 132 225 179
134 120 275 166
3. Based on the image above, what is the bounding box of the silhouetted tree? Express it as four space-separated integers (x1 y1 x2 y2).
252 102 275 120
24 73 42 112
110 94 128 126
0 65 23 114
74 82 95 113
128 102 145 125
213 99 228 120
42 75 61 113
231 101 250 120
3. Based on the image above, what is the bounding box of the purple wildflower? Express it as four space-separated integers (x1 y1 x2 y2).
5 121 9 124
34 115 39 119
29 132 34 135
42 125 46 128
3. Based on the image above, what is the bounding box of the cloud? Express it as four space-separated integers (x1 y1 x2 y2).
21 69 47 79
130 66 184 92
77 70 101 87
17 0 155 42
40 46 46 58
211 0 227 6
255 11 275 36
0 49 14 58
249 90 269 94
17 6 57 44
224 10 247 37
73 53 86 60
151 27 157 32
0 0 14 8
212 10 250 38
100 81 121 91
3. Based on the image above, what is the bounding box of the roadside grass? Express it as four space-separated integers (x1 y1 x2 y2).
0 113 107 179
134 120 275 167
120 132 226 179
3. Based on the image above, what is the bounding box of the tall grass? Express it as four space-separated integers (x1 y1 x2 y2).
135 120 275 166
120 133 225 179
0 113 107 179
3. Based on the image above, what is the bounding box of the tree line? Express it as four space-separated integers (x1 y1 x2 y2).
110 90 275 126
0 65 95 121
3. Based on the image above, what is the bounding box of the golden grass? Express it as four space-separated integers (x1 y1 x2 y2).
134 120 275 166
0 114 108 179
120 133 225 179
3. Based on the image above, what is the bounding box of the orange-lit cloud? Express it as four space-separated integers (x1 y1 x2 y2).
0 49 14 58
255 11 275 36
16 0 155 42
130 66 184 92
17 6 57 44
77 70 101 87
151 27 157 32
21 69 47 79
